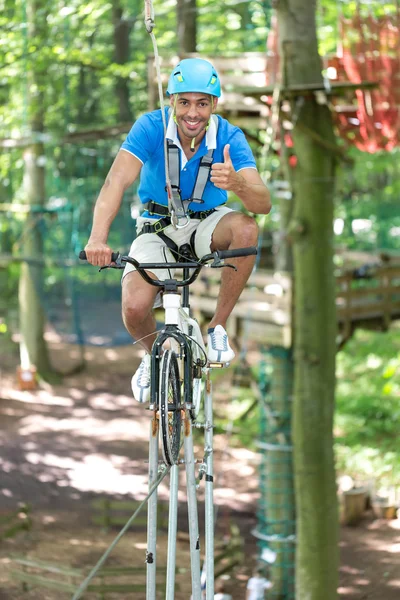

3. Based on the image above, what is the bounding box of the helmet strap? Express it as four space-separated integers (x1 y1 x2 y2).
205 96 215 132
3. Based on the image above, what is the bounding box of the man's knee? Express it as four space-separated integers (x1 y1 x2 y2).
122 301 152 328
212 212 259 250
122 274 156 327
230 213 259 245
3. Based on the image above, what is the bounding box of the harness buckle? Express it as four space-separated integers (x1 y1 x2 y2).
171 209 190 230
154 220 164 233
142 221 152 234
165 184 182 196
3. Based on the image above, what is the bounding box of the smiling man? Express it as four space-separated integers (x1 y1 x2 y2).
85 58 271 403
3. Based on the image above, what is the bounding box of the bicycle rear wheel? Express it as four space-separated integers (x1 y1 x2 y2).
160 350 182 466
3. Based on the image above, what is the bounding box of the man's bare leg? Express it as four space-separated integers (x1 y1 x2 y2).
122 271 159 352
207 212 258 330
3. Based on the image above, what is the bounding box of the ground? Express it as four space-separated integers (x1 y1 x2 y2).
0 339 399 599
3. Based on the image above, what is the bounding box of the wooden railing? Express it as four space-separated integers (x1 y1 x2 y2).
188 263 400 348
189 268 292 347
337 265 400 340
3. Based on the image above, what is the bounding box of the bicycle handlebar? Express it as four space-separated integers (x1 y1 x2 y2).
79 250 120 262
79 247 257 264
79 246 257 289
216 247 257 259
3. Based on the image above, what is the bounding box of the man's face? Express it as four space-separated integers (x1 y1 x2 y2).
170 93 217 142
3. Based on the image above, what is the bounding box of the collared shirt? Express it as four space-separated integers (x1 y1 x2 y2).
120 108 257 217
164 111 217 169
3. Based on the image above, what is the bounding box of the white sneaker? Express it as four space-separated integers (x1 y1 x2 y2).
131 354 151 403
207 325 235 364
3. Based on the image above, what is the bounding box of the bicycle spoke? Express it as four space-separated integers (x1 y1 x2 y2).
160 350 182 466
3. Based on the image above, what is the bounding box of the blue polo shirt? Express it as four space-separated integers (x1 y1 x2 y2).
120 108 257 218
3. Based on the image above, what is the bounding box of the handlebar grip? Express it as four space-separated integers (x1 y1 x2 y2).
79 250 120 262
217 247 258 259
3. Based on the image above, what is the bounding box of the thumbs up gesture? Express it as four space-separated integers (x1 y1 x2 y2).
210 144 240 191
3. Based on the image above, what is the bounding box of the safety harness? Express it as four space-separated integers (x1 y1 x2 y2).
139 112 221 237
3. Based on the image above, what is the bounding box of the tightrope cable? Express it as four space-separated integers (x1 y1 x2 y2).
71 464 170 600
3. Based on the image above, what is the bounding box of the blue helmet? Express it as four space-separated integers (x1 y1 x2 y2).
167 58 221 98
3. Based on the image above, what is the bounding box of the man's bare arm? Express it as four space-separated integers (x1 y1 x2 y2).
85 150 142 266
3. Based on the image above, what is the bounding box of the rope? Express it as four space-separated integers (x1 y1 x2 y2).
71 463 170 600
143 0 174 214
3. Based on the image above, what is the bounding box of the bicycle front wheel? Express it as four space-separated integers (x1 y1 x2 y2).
159 350 182 466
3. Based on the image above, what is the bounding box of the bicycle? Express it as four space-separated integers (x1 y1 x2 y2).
79 243 257 600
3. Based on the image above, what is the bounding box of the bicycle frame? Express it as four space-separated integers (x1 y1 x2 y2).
147 263 208 600
78 245 257 600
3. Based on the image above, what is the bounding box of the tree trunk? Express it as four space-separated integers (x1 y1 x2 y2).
19 0 53 378
76 32 99 125
177 0 197 53
276 1 339 599
113 2 133 123
233 2 252 47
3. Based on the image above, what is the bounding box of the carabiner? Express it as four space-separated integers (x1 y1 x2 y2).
171 210 190 230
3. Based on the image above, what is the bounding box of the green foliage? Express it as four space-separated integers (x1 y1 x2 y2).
335 325 400 486
0 0 271 140
211 324 400 493
317 0 399 56
334 148 400 251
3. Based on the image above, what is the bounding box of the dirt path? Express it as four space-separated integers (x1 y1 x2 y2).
0 342 399 599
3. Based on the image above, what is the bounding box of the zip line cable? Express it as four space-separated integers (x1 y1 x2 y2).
144 0 174 216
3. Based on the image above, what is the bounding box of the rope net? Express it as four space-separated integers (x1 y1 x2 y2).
328 13 400 152
265 12 400 152
255 347 295 599
1 140 138 346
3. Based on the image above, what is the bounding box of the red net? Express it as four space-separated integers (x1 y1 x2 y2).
265 13 400 153
328 13 400 152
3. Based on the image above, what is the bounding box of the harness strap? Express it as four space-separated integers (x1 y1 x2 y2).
138 207 218 236
144 201 224 218
166 139 188 221
166 111 219 216
139 230 199 262
191 146 214 203
156 231 180 261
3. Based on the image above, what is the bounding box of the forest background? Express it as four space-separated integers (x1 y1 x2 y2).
1 0 399 503
0 0 400 598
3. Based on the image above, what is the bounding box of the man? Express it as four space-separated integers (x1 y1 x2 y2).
85 58 271 402
246 567 273 599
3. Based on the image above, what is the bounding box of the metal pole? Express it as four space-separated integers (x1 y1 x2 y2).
165 464 179 600
147 415 159 600
204 373 214 600
184 415 202 600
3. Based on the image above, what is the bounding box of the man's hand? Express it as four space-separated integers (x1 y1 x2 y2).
84 241 113 267
210 144 243 193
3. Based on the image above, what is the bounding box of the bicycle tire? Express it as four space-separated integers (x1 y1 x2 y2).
160 350 182 466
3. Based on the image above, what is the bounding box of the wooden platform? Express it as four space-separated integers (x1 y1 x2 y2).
189 259 400 349
147 52 375 131
337 264 400 345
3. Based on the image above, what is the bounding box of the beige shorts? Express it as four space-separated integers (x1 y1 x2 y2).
122 205 233 306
